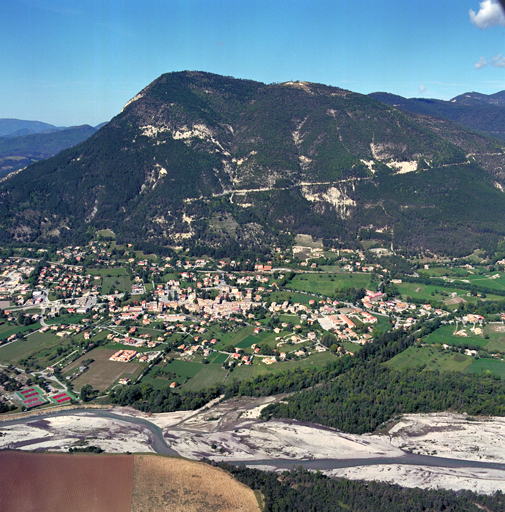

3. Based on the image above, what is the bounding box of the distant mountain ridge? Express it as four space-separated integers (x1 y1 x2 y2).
0 119 108 177
368 91 505 141
450 90 505 107
0 119 61 138
0 125 100 177
2 72 505 257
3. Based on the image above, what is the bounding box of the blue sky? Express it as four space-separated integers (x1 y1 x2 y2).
2 0 505 126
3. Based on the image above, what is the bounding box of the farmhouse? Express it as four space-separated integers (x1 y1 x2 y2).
109 350 137 362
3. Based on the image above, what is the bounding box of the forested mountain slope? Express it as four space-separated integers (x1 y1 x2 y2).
1 71 505 256
369 91 505 141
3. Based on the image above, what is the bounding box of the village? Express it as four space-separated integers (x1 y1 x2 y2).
0 237 504 412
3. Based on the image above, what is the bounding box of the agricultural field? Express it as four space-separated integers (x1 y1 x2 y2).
209 352 229 364
340 341 362 354
87 267 131 294
0 451 134 512
233 330 289 352
424 324 505 353
0 329 62 366
252 350 336 374
268 290 318 305
388 325 505 378
45 314 86 325
146 346 338 392
395 281 503 304
0 321 42 344
143 355 229 391
424 324 488 349
131 455 261 512
215 325 256 349
289 272 372 295
445 271 505 292
465 358 505 379
64 348 144 392
481 324 505 352
164 359 203 379
385 346 474 372
180 364 228 391
278 314 301 325
420 266 472 278
373 315 393 333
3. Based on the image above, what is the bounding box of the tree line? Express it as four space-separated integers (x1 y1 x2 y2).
205 460 505 512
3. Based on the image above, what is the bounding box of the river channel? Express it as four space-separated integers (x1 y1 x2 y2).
2 409 505 473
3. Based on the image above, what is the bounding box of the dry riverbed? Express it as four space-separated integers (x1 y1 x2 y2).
2 398 505 494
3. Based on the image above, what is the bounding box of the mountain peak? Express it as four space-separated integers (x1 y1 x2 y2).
2 72 505 257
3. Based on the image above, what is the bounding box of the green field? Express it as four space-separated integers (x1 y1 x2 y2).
278 314 301 325
424 324 505 353
45 314 86 325
395 281 503 303
209 352 229 364
289 273 372 295
96 229 115 238
145 357 228 391
424 324 488 348
373 315 393 332
451 273 505 292
0 322 42 342
420 267 470 278
482 325 505 352
234 331 270 349
0 329 61 365
166 359 204 379
181 364 228 391
268 291 318 305
142 365 185 390
341 342 361 354
148 350 338 392
216 326 255 349
385 346 474 372
87 267 131 294
465 358 505 379
87 267 128 277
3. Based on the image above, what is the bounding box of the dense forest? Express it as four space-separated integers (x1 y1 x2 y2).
207 461 505 512
260 365 505 434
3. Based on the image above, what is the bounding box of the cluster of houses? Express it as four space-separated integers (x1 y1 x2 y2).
105 331 160 348
362 290 450 321
178 339 216 358
34 265 101 299
0 258 35 299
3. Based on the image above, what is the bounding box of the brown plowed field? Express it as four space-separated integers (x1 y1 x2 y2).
131 455 261 512
0 451 134 512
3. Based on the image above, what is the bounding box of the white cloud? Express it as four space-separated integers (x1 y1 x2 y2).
475 56 488 69
418 85 427 94
469 0 505 29
491 53 505 67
